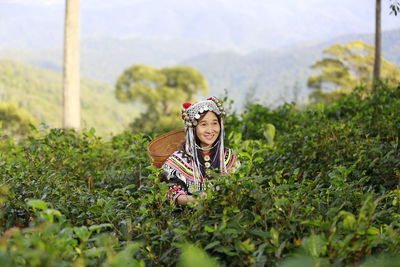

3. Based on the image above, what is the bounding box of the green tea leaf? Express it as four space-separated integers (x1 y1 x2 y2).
178 244 218 267
302 234 327 258
27 199 48 210
204 241 220 250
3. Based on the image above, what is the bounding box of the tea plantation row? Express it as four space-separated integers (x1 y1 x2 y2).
0 84 399 266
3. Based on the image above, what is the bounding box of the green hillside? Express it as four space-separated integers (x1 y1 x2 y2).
0 59 138 136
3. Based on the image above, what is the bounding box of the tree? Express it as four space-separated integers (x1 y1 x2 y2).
115 65 208 132
389 0 400 15
63 0 81 130
307 41 400 104
0 102 37 138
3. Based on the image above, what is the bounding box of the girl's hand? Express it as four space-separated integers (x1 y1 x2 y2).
176 192 208 205
199 192 208 198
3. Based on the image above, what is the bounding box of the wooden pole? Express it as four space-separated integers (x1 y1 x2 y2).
63 0 81 130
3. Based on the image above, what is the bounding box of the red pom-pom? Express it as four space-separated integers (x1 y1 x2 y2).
207 97 213 100
182 102 192 109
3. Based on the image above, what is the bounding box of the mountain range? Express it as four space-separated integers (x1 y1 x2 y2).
1 28 399 109
184 28 400 107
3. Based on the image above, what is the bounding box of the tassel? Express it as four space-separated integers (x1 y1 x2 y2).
219 119 227 174
186 127 203 189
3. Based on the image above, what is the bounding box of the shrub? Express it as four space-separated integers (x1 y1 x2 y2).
0 84 399 266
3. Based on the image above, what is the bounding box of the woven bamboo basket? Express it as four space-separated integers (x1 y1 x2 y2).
147 129 185 168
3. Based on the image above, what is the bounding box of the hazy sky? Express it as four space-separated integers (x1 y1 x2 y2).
0 0 399 51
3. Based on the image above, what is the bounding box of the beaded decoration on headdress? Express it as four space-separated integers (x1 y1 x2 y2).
181 97 227 183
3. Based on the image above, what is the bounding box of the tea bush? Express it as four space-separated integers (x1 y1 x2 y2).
0 128 150 229
0 84 399 266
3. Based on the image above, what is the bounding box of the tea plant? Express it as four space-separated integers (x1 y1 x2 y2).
0 83 399 266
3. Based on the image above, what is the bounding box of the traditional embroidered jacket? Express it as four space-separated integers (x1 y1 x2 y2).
162 148 239 203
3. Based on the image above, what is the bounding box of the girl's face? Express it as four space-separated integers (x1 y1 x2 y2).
195 111 220 150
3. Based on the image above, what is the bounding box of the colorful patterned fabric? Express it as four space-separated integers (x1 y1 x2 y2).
162 148 239 203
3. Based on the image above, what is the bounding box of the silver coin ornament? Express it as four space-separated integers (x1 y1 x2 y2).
181 97 225 128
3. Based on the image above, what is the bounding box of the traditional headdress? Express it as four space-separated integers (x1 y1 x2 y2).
181 97 227 181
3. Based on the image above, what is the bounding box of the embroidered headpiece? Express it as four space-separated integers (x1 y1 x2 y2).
181 97 226 127
181 97 227 182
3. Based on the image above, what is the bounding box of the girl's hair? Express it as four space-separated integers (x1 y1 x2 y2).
194 111 222 175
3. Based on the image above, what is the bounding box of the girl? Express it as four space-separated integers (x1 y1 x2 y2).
162 97 239 205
